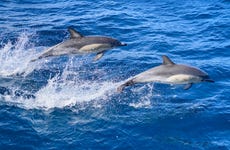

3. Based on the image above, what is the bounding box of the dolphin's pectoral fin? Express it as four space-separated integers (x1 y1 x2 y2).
183 83 193 90
94 52 104 61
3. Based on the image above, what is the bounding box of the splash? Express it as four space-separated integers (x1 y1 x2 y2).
27 75 118 109
128 84 155 108
1 72 119 110
33 58 121 109
0 32 122 109
33 75 117 109
0 32 41 76
0 33 160 110
1 58 120 109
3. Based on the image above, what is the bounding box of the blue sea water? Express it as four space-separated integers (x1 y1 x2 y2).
0 0 229 149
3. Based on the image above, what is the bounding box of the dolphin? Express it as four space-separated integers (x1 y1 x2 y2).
117 55 214 92
31 27 127 62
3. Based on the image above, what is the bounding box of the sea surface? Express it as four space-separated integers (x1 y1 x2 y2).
0 0 229 149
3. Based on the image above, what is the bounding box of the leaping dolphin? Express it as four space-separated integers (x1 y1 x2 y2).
118 55 214 92
31 27 127 62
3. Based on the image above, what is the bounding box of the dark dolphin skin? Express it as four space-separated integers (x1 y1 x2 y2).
31 27 127 62
118 55 214 92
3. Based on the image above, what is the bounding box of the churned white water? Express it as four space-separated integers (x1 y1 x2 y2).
0 33 121 109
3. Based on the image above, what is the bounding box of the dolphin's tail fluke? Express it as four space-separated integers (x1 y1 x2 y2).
30 53 51 63
117 80 134 92
30 58 38 62
30 56 43 62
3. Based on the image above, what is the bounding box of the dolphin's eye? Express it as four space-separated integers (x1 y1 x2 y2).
113 41 121 46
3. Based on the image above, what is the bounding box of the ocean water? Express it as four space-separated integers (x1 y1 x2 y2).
0 0 229 149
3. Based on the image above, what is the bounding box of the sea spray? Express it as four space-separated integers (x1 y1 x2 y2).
0 33 121 109
30 63 119 109
0 32 41 76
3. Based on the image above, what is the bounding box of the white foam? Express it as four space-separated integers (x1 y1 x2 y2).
31 74 117 109
128 84 155 108
1 71 120 110
0 32 160 110
0 32 123 109
0 32 45 76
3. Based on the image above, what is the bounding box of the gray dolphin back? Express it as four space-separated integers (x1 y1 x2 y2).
30 27 127 62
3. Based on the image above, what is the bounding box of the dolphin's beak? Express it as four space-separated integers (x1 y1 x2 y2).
120 43 127 46
204 79 215 83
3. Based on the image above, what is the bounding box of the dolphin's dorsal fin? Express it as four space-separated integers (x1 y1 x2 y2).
68 27 83 39
162 55 175 65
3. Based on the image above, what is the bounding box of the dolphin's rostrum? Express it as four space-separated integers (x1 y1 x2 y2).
31 27 127 62
118 55 214 92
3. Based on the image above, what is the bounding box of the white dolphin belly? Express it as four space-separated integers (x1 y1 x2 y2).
166 74 202 84
132 75 168 83
79 44 111 53
133 74 202 84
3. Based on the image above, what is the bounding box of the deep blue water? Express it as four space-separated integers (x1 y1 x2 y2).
0 0 229 149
